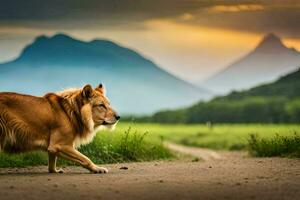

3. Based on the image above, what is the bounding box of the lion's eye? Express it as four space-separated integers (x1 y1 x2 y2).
93 104 106 109
98 104 106 109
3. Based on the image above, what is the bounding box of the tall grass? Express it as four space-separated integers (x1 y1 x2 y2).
0 127 173 168
79 127 173 164
248 133 300 158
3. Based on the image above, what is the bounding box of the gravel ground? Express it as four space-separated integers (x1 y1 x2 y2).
0 150 299 200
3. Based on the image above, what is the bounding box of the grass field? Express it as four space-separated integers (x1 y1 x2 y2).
0 123 299 167
115 123 300 151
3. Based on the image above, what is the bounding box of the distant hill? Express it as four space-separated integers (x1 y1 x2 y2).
0 33 210 114
222 68 300 100
201 33 300 93
146 68 300 123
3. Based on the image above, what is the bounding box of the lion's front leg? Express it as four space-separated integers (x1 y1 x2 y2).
55 145 108 173
48 152 64 173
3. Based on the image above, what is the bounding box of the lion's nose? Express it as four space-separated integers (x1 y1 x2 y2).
115 115 121 120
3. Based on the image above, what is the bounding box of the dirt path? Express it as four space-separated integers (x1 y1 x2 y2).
0 147 299 200
165 142 223 161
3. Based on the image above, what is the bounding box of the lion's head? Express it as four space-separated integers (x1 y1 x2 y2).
80 84 120 130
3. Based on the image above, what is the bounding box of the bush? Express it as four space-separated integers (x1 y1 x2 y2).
79 127 173 164
248 133 300 157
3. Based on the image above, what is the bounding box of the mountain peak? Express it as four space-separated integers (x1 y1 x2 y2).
254 33 286 52
18 33 82 62
202 33 300 93
51 33 75 40
33 33 77 44
263 33 281 42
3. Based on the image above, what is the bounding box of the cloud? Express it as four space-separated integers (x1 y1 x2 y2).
0 0 202 21
207 4 264 13
179 13 195 21
0 0 299 39
177 3 300 38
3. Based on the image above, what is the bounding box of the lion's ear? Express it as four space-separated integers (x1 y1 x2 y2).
96 83 106 94
82 84 93 99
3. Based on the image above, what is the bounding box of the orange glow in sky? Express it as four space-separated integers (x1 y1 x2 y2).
68 20 265 81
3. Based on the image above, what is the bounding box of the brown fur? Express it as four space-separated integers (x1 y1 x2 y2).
0 84 119 173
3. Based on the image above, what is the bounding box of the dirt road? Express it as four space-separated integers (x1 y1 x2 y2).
0 145 299 200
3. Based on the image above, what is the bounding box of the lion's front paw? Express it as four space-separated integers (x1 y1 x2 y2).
49 168 64 174
91 166 108 174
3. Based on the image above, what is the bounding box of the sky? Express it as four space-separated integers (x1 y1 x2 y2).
1 0 300 82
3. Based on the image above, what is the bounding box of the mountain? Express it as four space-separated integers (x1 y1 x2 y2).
0 33 210 114
222 67 300 99
201 33 300 93
148 68 300 123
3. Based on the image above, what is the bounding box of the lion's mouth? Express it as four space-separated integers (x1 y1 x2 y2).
102 121 117 125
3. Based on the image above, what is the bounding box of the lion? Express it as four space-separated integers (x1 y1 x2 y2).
0 84 120 173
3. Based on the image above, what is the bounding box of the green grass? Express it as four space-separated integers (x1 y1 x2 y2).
115 123 300 151
248 133 300 157
0 151 48 168
0 127 173 168
1 123 299 167
79 127 173 163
